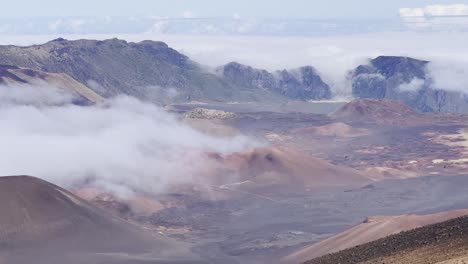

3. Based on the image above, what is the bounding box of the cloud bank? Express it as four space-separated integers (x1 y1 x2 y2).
0 86 257 196
427 60 468 93
399 4 468 31
398 78 425 92
0 83 76 105
400 4 468 17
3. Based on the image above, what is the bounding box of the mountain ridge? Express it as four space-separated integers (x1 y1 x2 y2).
0 38 331 105
351 55 468 113
1 39 467 113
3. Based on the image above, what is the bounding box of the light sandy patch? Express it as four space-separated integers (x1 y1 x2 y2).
363 167 420 181
437 255 468 264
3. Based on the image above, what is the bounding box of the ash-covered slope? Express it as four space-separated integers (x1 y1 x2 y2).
331 98 429 125
351 56 468 113
0 38 287 104
218 62 332 100
304 214 468 264
0 64 102 104
215 145 370 190
286 209 468 263
0 175 197 264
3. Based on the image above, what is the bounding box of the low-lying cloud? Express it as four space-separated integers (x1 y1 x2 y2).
0 85 257 196
427 60 468 93
0 83 76 105
398 78 425 92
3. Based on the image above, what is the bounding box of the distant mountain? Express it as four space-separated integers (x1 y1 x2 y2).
0 38 331 104
0 38 240 104
2 40 467 112
351 56 468 113
331 99 430 125
218 62 332 100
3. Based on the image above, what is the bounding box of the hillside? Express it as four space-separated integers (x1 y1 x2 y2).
0 175 196 264
0 64 102 104
304 215 468 264
0 39 331 104
0 38 245 103
331 98 429 125
213 145 370 190
285 209 468 263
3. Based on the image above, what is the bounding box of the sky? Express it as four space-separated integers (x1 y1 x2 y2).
2 0 467 19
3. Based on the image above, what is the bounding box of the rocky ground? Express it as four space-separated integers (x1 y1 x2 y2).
176 102 468 263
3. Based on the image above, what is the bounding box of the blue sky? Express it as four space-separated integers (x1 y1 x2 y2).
2 0 467 18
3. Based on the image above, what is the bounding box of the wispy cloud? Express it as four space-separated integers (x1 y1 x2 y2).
400 4 468 17
398 78 425 92
0 86 257 196
399 4 468 31
427 60 468 94
180 11 196 19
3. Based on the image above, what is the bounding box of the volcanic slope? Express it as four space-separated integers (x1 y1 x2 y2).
0 64 102 104
0 176 198 264
0 38 281 104
214 145 370 191
285 209 468 263
331 98 428 125
304 214 468 264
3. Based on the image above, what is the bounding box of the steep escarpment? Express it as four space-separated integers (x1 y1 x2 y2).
0 39 289 104
218 62 332 100
351 56 468 113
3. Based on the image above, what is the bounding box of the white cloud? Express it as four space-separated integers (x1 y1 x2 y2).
146 17 170 34
427 60 468 94
68 19 87 32
399 4 468 31
354 73 385 81
400 4 468 17
398 78 425 92
181 11 196 19
425 4 468 17
234 19 258 34
0 87 258 196
399 8 425 18
0 83 76 106
46 18 89 33
48 19 63 32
